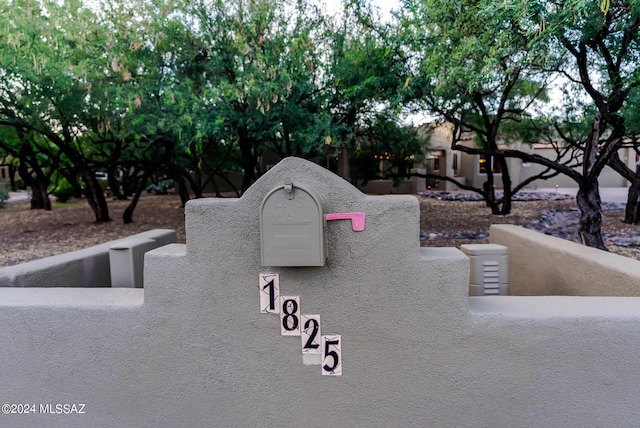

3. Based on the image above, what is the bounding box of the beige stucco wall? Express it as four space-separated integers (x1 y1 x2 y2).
2 159 640 426
490 224 640 296
517 147 633 188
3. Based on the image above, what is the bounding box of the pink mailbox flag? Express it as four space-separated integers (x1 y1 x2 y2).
324 212 366 232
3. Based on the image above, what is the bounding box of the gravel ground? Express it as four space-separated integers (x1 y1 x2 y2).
419 193 640 260
1 191 639 267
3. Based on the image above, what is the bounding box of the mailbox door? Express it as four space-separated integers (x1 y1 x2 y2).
260 184 325 267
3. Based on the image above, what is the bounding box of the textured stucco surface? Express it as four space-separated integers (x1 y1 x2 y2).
490 224 640 296
0 229 176 288
1 158 640 427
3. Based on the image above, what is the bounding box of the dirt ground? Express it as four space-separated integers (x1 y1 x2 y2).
420 197 574 246
0 194 187 266
1 192 639 266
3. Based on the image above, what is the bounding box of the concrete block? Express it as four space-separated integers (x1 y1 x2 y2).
109 238 157 288
460 243 509 296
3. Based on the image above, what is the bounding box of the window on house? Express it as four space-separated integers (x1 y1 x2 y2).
452 154 458 174
478 155 502 174
426 155 440 172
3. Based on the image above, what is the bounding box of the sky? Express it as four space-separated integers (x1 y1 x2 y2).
324 0 401 22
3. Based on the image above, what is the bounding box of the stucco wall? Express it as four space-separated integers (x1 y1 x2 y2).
356 178 413 194
1 158 640 427
490 224 640 296
517 147 633 188
0 229 176 288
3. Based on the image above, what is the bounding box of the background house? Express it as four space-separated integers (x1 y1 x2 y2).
423 122 638 191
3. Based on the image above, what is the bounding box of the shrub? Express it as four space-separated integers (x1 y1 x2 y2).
51 177 75 203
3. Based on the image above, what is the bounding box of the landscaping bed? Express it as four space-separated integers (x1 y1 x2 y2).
419 192 640 260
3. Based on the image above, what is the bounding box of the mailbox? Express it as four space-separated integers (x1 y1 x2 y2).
260 180 326 267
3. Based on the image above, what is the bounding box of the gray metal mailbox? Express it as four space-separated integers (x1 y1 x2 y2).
260 180 326 267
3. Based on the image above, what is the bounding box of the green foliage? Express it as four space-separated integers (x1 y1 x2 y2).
624 87 640 135
326 3 410 143
0 0 425 211
399 0 556 133
50 175 75 203
191 0 335 158
521 0 640 147
399 0 640 160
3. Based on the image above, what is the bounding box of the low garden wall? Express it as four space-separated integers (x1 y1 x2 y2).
357 178 413 194
490 224 640 296
0 229 176 288
357 168 426 194
2 159 640 427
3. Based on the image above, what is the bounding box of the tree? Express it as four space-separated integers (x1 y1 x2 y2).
0 0 113 221
398 0 559 215
398 0 640 249
609 137 640 224
95 0 213 209
324 1 413 182
187 0 335 192
348 114 425 184
0 126 56 209
525 0 640 248
608 85 640 224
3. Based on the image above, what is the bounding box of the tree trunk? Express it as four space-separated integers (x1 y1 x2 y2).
33 168 51 210
576 182 607 250
482 174 500 215
168 165 203 200
498 156 512 215
238 125 256 193
18 165 45 210
17 145 51 210
184 173 204 199
500 187 512 216
174 175 190 207
201 162 222 197
123 175 148 224
81 170 111 222
575 112 607 250
29 177 51 211
215 172 241 197
9 165 17 191
108 168 125 200
623 164 640 224
29 180 45 210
